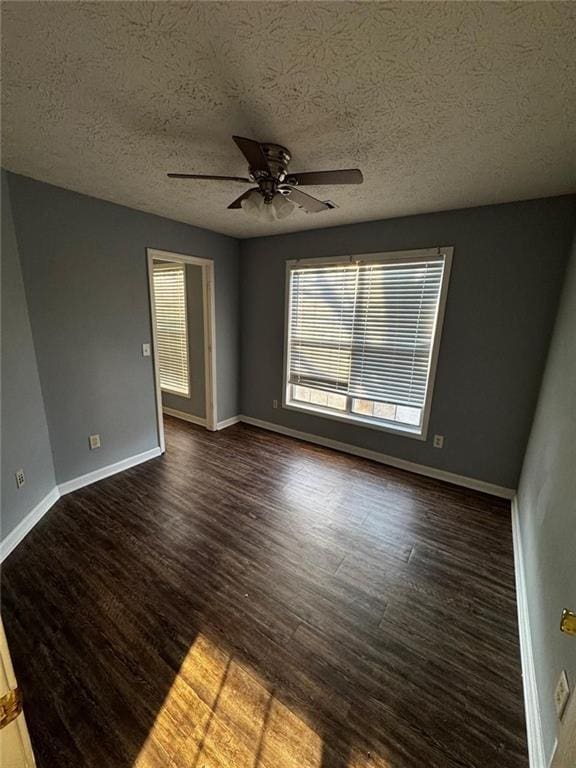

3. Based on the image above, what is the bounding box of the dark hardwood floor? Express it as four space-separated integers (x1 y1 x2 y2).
2 416 527 768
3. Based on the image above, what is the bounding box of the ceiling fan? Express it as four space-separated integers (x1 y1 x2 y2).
167 135 363 221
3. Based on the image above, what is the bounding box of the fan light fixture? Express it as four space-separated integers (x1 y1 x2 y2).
241 189 296 221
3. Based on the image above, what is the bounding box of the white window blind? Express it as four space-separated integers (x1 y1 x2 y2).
286 252 449 432
152 263 190 397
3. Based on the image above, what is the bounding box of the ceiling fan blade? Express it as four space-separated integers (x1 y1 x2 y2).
288 169 363 186
283 187 332 213
228 188 258 209
232 136 270 174
167 173 250 182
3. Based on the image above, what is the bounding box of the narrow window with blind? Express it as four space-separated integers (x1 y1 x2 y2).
284 248 452 438
152 262 190 397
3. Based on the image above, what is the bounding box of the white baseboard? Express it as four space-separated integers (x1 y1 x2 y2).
163 407 206 427
58 447 162 496
0 487 60 563
511 497 546 768
1 447 163 561
216 415 241 430
239 415 515 499
164 407 238 433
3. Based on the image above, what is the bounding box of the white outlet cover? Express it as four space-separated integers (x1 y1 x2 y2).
555 669 570 719
15 469 25 488
433 435 444 448
89 434 101 450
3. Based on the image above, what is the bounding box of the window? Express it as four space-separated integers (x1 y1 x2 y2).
152 262 190 397
284 248 452 438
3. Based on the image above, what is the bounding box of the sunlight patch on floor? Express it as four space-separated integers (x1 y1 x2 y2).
133 632 323 768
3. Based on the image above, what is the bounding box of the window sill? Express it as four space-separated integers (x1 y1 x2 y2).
283 400 427 441
161 388 191 399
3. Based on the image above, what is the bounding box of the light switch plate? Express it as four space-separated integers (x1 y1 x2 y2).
142 343 151 357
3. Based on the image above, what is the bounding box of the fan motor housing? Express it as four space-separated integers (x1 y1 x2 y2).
258 143 291 179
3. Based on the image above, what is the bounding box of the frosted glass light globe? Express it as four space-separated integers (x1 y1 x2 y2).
261 201 277 222
241 190 296 221
241 190 265 218
272 194 296 219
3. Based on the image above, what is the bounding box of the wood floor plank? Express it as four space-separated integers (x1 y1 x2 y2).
1 416 527 768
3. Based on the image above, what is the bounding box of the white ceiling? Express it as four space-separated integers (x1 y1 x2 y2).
2 1 575 239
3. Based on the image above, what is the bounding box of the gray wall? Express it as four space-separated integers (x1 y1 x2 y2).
1 171 56 538
516 231 576 762
160 262 206 420
240 195 576 489
7 172 239 484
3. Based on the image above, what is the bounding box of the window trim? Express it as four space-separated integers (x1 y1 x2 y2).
282 246 453 441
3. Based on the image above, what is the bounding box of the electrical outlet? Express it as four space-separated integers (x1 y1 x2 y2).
89 434 101 450
15 469 25 489
142 343 151 357
272 399 278 409
433 434 444 449
555 670 570 719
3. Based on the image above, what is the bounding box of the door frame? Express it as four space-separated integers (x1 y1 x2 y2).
147 248 218 451
0 617 36 766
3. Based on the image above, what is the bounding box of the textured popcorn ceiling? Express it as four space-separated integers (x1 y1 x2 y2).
2 2 575 238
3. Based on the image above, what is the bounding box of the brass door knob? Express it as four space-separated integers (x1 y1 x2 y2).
560 609 576 636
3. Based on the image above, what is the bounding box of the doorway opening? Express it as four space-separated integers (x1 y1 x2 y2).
147 248 217 452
